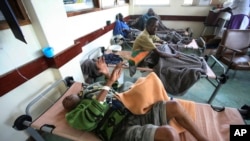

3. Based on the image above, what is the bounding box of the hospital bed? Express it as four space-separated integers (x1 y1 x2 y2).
82 40 226 104
105 48 228 104
13 75 245 141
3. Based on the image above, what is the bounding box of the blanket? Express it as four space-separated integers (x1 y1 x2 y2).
151 45 207 95
143 44 207 95
115 72 196 133
128 43 207 95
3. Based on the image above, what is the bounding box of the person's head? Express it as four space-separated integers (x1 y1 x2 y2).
145 16 159 35
147 8 155 16
62 94 81 111
116 13 123 21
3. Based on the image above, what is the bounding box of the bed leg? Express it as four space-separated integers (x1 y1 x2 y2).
26 127 46 141
207 74 228 104
208 82 223 104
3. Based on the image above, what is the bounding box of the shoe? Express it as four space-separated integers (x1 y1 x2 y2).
239 104 250 120
241 104 250 110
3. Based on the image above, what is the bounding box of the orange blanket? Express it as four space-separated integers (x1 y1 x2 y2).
115 72 196 133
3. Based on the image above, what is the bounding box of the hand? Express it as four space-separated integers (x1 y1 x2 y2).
96 56 110 78
106 62 123 86
154 42 162 47
161 40 167 44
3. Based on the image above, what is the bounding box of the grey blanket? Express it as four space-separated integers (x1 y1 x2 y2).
145 44 207 95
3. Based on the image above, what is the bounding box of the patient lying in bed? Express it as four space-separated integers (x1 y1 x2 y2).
62 59 209 141
27 56 245 141
129 16 207 95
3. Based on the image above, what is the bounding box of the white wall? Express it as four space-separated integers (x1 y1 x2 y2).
0 0 129 140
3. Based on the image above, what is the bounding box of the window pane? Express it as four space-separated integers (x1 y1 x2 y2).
101 0 115 7
183 0 193 5
135 0 170 5
64 0 94 12
183 0 211 6
198 0 211 6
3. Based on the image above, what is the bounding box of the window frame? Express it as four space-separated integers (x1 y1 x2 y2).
134 0 170 6
66 0 129 17
183 0 221 6
0 0 31 30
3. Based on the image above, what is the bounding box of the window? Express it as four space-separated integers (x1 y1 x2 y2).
65 0 129 17
135 0 170 5
101 0 116 8
183 0 193 5
63 0 95 12
183 0 212 6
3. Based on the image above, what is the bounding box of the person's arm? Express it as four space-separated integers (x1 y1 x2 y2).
153 35 166 44
121 22 131 33
113 20 123 36
96 56 110 79
65 62 123 131
95 62 123 102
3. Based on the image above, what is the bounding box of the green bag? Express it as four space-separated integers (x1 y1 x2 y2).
94 99 129 141
65 98 109 131
67 82 129 141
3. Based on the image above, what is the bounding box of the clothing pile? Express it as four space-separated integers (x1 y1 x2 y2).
103 54 123 65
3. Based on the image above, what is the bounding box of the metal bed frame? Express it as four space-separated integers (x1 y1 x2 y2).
13 77 75 141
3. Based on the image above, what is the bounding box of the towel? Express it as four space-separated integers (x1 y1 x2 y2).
128 50 150 66
128 50 150 77
115 72 196 133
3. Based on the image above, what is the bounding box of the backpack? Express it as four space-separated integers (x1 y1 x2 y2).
82 82 129 141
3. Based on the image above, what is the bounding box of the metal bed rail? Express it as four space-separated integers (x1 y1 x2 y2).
25 79 66 116
13 76 75 141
